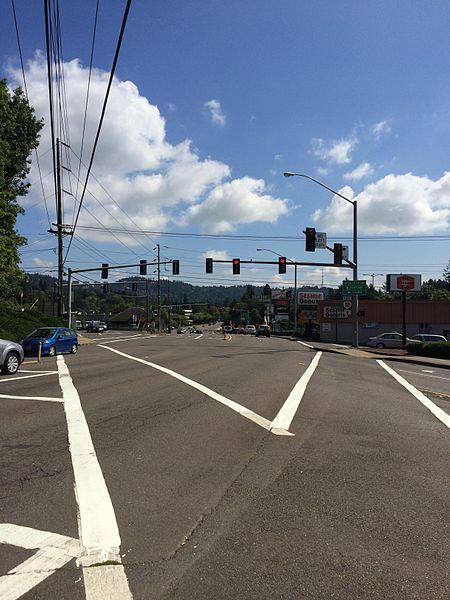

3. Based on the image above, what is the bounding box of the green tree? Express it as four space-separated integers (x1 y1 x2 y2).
0 80 43 299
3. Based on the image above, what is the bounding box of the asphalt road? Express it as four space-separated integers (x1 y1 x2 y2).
0 328 448 599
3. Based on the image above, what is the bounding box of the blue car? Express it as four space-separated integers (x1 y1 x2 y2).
21 327 78 357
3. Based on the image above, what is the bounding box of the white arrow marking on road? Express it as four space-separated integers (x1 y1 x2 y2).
270 352 322 434
99 344 288 434
378 360 450 429
57 356 133 599
0 524 79 600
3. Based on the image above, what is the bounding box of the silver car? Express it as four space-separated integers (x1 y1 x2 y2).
366 332 412 349
0 339 25 375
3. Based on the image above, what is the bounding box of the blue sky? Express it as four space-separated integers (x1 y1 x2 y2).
1 0 449 290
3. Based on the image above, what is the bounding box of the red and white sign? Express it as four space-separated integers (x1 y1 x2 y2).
387 274 421 292
298 292 324 305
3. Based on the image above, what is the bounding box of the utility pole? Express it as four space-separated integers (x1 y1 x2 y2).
56 138 64 317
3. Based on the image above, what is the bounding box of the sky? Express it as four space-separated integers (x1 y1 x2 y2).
1 0 449 291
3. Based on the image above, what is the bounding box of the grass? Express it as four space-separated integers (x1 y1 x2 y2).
0 302 65 342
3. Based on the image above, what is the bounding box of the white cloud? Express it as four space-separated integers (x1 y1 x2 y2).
343 162 374 181
8 56 288 240
202 250 230 261
274 154 283 161
180 177 289 233
312 172 450 235
372 120 391 140
203 99 226 126
311 136 357 165
32 257 54 269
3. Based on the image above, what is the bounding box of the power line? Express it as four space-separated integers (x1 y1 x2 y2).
64 0 133 263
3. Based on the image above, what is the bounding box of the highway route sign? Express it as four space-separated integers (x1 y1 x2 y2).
342 280 367 296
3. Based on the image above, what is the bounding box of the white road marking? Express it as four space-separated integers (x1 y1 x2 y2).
57 356 133 599
0 371 57 384
98 334 147 345
395 368 450 382
297 341 314 349
0 393 63 403
271 352 322 434
99 345 282 434
194 334 203 340
378 360 450 430
422 369 434 373
0 523 79 600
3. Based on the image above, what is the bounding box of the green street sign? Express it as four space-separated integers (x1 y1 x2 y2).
342 280 367 296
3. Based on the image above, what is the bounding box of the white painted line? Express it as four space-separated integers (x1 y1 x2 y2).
98 334 146 344
194 334 203 340
0 523 79 600
422 369 434 373
395 369 450 382
16 369 57 373
99 345 277 433
0 393 63 403
271 352 322 434
378 360 450 430
0 371 57 384
297 341 314 349
57 357 133 598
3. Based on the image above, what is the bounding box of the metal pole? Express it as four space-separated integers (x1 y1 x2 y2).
293 263 298 335
353 200 359 347
68 268 72 328
402 291 407 347
157 244 161 334
146 278 149 332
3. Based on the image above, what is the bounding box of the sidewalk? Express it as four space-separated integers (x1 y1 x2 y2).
300 340 450 370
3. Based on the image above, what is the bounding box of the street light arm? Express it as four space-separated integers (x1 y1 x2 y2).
284 172 354 206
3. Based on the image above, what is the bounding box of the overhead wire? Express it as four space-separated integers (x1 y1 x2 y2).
10 0 52 227
64 0 133 263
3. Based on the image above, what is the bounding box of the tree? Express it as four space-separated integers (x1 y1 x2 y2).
0 80 43 300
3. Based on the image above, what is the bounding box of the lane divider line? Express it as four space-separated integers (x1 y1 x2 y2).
297 340 314 349
57 356 133 599
270 352 322 434
99 344 280 434
377 360 450 429
0 372 58 384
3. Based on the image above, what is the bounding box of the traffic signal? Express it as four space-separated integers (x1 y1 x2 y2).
140 259 147 275
172 259 180 275
206 257 213 273
101 263 108 279
278 256 287 274
103 283 109 293
132 282 137 292
333 243 343 265
232 258 240 275
305 228 316 252
286 290 292 299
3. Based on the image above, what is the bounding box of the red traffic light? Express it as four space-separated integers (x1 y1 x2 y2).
278 256 287 274
232 258 240 275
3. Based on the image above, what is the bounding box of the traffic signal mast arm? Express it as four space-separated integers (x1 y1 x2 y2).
211 259 354 269
67 259 175 277
301 230 356 268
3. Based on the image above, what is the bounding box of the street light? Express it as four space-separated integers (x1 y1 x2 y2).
284 171 359 347
256 248 298 334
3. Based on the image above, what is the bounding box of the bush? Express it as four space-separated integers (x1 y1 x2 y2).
0 302 64 342
406 341 450 359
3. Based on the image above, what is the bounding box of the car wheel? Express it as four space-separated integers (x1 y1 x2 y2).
3 351 20 375
70 343 78 354
49 345 56 357
376 343 385 348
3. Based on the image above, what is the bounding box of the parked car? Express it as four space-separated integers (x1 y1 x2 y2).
256 324 271 337
86 321 106 333
177 328 186 334
98 321 107 331
410 334 447 343
243 325 256 335
21 327 78 356
223 325 233 334
366 332 412 349
0 338 25 375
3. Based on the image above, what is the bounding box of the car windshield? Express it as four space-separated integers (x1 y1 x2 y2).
27 327 57 338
